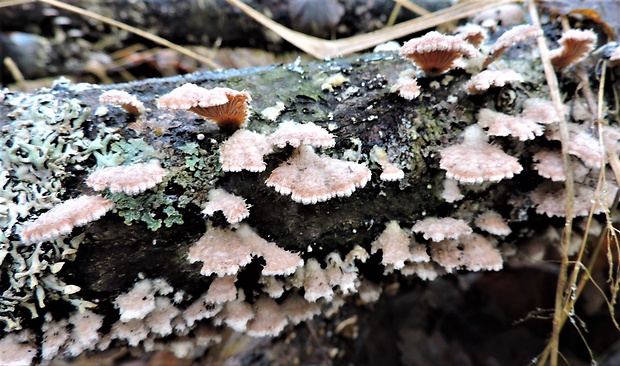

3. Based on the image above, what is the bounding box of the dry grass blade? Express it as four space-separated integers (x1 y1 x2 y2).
603 61 620 187
527 2 575 366
392 0 431 16
3 57 27 91
225 0 519 59
22 0 222 69
0 0 32 7
387 4 403 27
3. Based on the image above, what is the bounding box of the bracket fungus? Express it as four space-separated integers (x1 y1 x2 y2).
234 224 303 276
550 29 597 69
99 90 146 115
302 258 334 302
20 195 115 244
202 188 250 224
477 108 544 141
399 31 479 75
474 210 512 236
412 217 473 242
532 150 589 182
188 224 303 277
265 145 371 204
0 332 37 366
463 69 524 94
86 161 167 195
268 121 336 149
157 83 251 130
390 75 421 100
454 23 488 48
370 146 404 181
187 226 254 277
219 129 273 172
529 181 618 218
65 310 104 355
147 297 181 337
183 297 224 328
521 98 565 125
245 296 288 337
214 295 254 332
546 123 603 169
441 178 464 203
281 294 322 325
371 221 416 270
439 124 523 184
482 24 542 69
114 279 157 323
430 233 503 272
401 262 444 281
204 275 238 304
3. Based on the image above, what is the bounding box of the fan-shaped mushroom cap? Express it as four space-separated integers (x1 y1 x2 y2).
202 188 250 224
266 145 371 204
371 221 414 270
464 69 524 94
412 217 472 242
477 108 543 141
431 233 502 272
245 296 288 337
522 98 565 124
441 178 464 203
391 76 421 100
204 275 238 304
20 195 115 244
114 279 156 322
157 84 251 129
483 25 542 68
439 125 522 184
99 90 146 115
268 121 335 148
546 123 602 169
86 162 167 195
370 146 404 181
219 129 272 172
475 210 511 236
550 29 597 69
454 23 488 48
187 227 253 277
400 31 479 75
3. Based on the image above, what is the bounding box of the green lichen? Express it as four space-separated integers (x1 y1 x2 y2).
109 186 182 231
95 137 165 167
173 141 223 208
0 92 122 330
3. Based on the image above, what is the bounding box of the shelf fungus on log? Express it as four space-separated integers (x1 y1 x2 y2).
439 125 523 184
265 145 371 204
